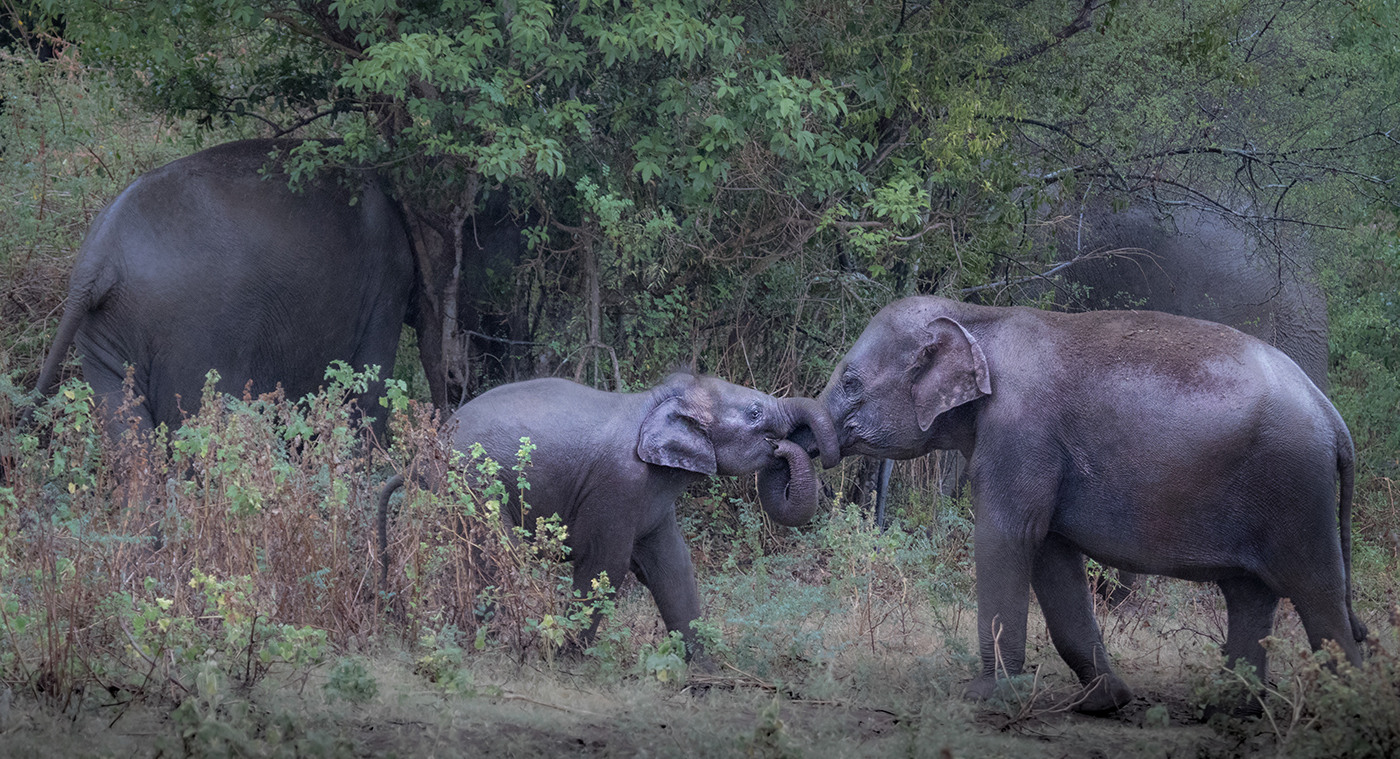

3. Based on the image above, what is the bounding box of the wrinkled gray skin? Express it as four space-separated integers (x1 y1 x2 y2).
1045 203 1331 604
35 140 415 440
820 296 1365 713
383 373 838 657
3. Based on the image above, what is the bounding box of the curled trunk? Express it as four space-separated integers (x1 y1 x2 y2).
758 438 821 526
782 396 841 469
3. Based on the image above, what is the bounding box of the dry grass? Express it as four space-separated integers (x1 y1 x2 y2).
1 372 1398 756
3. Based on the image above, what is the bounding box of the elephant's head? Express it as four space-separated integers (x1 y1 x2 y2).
637 374 839 526
819 297 992 460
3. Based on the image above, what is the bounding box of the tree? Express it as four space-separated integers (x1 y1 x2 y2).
44 0 1400 403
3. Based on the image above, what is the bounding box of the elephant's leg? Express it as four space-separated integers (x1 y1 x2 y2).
629 514 704 658
350 311 408 441
567 526 636 647
1031 534 1134 713
965 519 1036 701
1276 570 1364 667
1217 576 1279 683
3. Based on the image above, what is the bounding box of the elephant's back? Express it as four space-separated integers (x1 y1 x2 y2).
446 379 636 461
1034 308 1265 394
69 140 413 427
1045 202 1328 389
444 379 647 518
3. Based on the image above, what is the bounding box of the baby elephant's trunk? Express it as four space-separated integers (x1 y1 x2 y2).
757 438 821 526
782 396 841 470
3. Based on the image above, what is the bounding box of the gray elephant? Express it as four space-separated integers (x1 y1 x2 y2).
819 296 1365 713
35 139 415 439
380 372 839 655
1042 201 1330 604
1031 201 1328 388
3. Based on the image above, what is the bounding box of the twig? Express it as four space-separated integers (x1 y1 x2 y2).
118 623 191 697
499 691 605 717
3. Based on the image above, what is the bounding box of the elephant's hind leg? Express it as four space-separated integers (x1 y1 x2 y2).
1032 534 1134 713
1213 575 1281 716
1277 571 1364 667
1218 575 1279 681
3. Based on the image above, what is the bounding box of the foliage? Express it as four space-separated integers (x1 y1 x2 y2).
322 657 378 705
0 366 383 708
1191 631 1400 758
168 660 357 759
0 48 236 385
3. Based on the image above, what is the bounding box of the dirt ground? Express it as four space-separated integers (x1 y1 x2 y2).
0 590 1286 759
0 661 1229 759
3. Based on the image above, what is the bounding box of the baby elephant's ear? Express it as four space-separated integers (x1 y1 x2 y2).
910 316 992 431
637 395 717 475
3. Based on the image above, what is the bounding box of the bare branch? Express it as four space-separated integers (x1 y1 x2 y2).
991 0 1104 69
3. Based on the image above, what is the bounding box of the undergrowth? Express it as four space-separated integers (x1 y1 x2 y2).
1189 632 1400 758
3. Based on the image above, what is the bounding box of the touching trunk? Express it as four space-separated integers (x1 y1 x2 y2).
758 438 821 527
782 396 841 469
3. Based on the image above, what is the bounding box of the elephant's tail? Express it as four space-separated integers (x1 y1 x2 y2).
1337 432 1367 644
35 285 95 397
378 474 405 592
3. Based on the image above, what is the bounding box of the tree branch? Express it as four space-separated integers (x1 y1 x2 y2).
991 0 1103 69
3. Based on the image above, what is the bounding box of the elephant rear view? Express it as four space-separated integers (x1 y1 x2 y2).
36 139 415 438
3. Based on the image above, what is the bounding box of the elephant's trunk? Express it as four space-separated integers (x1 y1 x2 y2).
758 438 821 527
782 396 841 469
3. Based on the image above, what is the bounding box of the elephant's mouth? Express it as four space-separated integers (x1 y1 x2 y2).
834 421 896 458
789 425 817 462
785 424 825 462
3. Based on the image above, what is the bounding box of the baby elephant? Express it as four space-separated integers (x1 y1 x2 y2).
380 373 838 655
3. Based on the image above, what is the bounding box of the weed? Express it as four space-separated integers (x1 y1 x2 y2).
322 657 378 705
638 630 689 684
742 697 802 759
1191 625 1400 758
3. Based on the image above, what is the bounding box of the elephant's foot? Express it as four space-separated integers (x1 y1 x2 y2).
687 651 718 675
961 674 999 701
1074 674 1134 714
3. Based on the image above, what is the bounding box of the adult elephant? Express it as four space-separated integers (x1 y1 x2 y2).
1048 201 1331 604
35 139 415 440
379 372 839 656
854 201 1330 530
819 296 1365 713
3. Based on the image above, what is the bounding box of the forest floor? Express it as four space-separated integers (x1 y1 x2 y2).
3 571 1387 759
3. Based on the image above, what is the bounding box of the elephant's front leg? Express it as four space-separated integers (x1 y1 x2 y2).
629 512 704 659
1032 534 1134 712
567 523 637 647
965 519 1037 701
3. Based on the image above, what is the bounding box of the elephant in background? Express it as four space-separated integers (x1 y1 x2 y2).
1023 200 1328 388
820 296 1364 713
379 372 839 656
36 139 416 440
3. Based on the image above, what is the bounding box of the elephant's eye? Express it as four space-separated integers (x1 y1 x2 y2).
843 373 863 398
747 404 763 422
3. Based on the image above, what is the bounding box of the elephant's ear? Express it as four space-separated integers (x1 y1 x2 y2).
909 316 992 431
637 394 717 475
